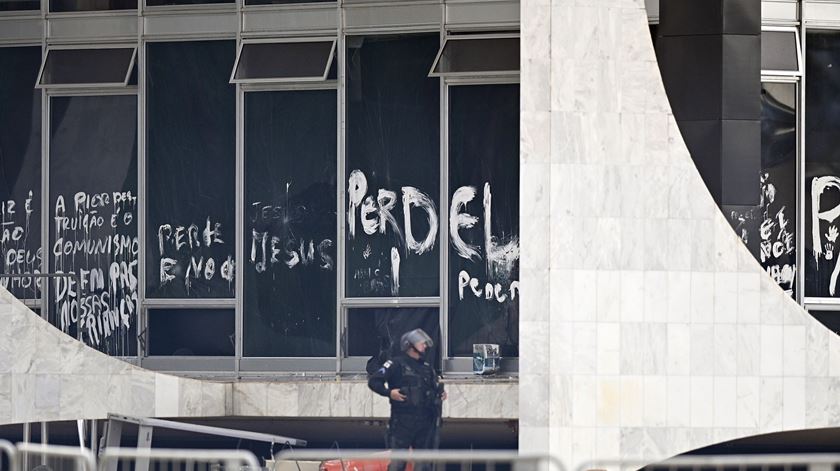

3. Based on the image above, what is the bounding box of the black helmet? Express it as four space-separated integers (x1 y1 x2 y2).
400 328 433 353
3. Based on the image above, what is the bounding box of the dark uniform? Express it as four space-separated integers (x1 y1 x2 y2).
368 352 444 471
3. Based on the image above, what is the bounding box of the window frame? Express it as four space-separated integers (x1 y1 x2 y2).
238 82 339 372
441 76 520 374
36 44 138 89
229 37 337 85
762 26 803 77
44 87 141 359
0 13 526 377
428 32 520 79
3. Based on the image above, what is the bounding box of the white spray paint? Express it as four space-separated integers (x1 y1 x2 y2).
361 196 378 235
378 190 402 240
483 183 520 280
390 247 400 296
402 186 438 255
812 176 840 295
449 186 481 261
347 170 367 239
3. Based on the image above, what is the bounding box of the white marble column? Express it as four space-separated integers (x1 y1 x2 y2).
520 0 840 466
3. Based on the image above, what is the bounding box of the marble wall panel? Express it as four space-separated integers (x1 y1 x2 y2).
520 0 840 465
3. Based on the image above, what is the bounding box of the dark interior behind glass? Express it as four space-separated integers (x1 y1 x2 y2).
243 89 337 357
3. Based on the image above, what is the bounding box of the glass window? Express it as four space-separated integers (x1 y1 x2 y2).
448 84 519 357
347 307 439 367
808 310 840 337
345 34 440 298
50 0 135 12
38 48 137 88
761 30 801 74
146 40 236 299
0 47 42 301
231 41 336 83
148 308 235 356
0 0 39 11
430 36 519 77
49 94 138 356
244 90 337 357
245 0 333 5
725 82 797 298
146 0 229 6
806 31 840 299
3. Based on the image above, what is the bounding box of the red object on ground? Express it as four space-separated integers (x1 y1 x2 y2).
319 453 414 471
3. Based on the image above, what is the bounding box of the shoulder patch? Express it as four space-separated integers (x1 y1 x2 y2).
383 360 393 368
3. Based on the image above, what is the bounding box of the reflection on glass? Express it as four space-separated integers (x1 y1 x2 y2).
245 0 333 6
40 48 135 86
448 84 519 357
49 95 138 356
347 307 439 368
145 41 236 299
145 0 229 6
233 42 334 82
50 0 135 12
432 37 519 76
0 47 42 302
806 31 840 298
243 90 337 357
761 31 799 72
726 82 797 297
344 34 440 298
0 0 39 10
148 308 235 356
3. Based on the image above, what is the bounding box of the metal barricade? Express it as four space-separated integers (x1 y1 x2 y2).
577 453 840 471
98 448 261 471
274 449 565 471
15 443 96 471
0 440 17 471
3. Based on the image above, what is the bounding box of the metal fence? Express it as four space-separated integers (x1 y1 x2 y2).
3 443 840 471
577 454 840 471
15 443 95 471
98 448 261 471
273 449 564 471
0 440 16 471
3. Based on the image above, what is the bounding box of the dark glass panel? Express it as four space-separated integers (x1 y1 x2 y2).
761 30 798 72
50 0 135 12
448 84 519 357
234 41 334 81
347 307 439 368
345 34 440 298
0 47 42 301
433 37 519 75
49 94 138 356
0 0 39 10
244 90 337 357
809 310 840 337
148 308 235 356
146 0 229 6
146 40 236 299
725 82 798 298
40 48 135 86
805 31 840 298
245 0 332 5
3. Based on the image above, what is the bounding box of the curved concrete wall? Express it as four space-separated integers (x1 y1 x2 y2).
0 287 516 425
0 289 229 424
519 0 840 466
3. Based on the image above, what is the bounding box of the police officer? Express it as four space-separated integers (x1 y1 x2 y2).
368 328 446 471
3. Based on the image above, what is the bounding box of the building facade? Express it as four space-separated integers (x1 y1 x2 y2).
4 0 840 464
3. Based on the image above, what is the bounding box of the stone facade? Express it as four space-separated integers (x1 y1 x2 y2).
0 288 515 424
519 0 840 466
